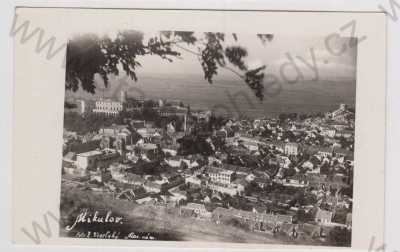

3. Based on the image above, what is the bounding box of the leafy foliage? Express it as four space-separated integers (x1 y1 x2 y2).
65 30 274 100
200 33 226 83
257 34 274 45
245 66 266 100
225 46 248 71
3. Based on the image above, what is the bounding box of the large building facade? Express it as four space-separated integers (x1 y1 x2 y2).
92 99 124 116
207 166 235 185
76 149 120 170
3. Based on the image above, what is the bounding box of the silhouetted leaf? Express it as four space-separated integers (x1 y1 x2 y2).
232 33 238 41
174 31 197 44
257 34 274 45
245 65 267 100
225 46 248 71
200 32 226 83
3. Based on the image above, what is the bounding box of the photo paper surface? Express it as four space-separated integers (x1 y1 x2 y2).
61 30 356 246
12 8 386 249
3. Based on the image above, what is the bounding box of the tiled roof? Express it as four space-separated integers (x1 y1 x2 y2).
206 166 234 175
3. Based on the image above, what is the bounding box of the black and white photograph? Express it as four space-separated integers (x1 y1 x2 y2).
60 28 357 246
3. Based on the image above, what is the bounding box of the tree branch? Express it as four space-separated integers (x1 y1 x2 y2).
173 42 245 80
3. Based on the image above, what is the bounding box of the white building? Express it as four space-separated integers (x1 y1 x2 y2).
326 103 354 122
284 142 300 156
207 180 245 196
207 166 235 185
76 149 120 170
93 99 124 116
238 136 263 151
99 125 132 145
315 208 333 225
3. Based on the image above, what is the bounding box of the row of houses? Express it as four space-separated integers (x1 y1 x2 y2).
180 203 351 230
179 203 294 231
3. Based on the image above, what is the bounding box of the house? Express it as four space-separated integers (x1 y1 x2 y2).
302 160 314 170
165 156 196 169
253 177 270 189
277 155 291 169
180 203 211 218
160 172 184 188
135 143 159 156
238 136 264 151
212 207 294 230
136 196 156 204
264 140 285 152
191 110 212 122
245 173 256 182
268 157 279 167
190 165 205 177
63 151 76 164
317 147 334 158
62 151 87 176
90 169 112 183
284 142 300 156
326 104 354 122
281 175 309 187
231 178 248 193
130 120 146 129
159 106 188 131
123 173 146 186
136 128 162 143
207 166 235 185
335 129 353 139
223 163 250 175
315 208 333 225
169 187 188 202
321 126 336 138
333 148 352 159
165 156 185 168
76 149 120 170
215 128 228 139
62 152 78 173
143 181 163 193
116 189 136 201
240 141 259 151
93 99 123 116
185 175 202 186
99 124 132 144
207 181 243 196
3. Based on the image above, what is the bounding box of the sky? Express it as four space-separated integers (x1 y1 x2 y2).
130 32 357 81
